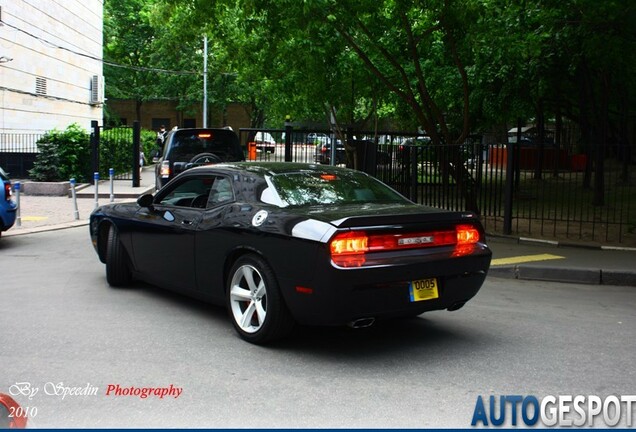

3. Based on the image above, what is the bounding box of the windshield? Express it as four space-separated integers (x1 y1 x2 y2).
262 169 409 207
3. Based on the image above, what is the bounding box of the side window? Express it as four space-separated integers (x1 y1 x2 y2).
158 177 213 208
208 176 234 207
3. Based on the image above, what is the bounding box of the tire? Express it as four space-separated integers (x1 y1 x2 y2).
105 225 132 287
227 254 295 344
189 152 222 166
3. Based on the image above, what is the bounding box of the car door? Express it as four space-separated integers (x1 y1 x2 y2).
132 175 213 292
194 174 239 301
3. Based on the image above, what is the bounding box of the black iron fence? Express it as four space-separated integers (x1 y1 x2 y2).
239 127 635 245
0 134 41 178
90 121 141 185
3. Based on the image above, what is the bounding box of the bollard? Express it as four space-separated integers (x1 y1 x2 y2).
70 178 80 220
14 181 21 227
109 168 114 202
93 172 100 210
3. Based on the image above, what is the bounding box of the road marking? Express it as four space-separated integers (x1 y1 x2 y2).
21 216 48 222
491 253 565 266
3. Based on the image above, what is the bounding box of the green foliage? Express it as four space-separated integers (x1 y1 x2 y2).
99 127 160 177
29 124 91 182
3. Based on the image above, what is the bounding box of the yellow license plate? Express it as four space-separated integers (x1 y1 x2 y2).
409 278 439 302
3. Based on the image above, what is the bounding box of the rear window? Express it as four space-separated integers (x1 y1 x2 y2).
166 130 243 161
262 170 408 207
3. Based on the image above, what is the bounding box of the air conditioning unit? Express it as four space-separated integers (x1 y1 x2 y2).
90 75 104 105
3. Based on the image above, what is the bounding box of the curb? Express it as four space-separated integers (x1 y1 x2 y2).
487 233 636 252
3 220 89 236
488 264 636 287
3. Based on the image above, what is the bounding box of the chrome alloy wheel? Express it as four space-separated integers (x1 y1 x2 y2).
229 264 268 334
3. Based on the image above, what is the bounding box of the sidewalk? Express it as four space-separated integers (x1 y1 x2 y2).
4 166 636 287
4 167 155 235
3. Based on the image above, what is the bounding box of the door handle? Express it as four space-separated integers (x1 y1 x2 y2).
181 220 193 226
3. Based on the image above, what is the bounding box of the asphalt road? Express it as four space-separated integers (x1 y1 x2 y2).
1 227 635 428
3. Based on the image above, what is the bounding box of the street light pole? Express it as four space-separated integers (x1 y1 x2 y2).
203 35 208 128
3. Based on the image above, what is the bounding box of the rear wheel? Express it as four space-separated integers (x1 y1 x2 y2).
105 225 132 287
227 254 295 344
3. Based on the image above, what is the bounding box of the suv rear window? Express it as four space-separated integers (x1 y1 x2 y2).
166 129 243 161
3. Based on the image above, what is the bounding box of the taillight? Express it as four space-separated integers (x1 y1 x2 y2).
160 161 170 178
330 225 481 267
456 225 480 245
4 182 11 200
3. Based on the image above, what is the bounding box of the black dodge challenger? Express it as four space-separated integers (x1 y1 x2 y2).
90 162 491 344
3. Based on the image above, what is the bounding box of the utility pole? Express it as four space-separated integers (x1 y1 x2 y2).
203 36 208 128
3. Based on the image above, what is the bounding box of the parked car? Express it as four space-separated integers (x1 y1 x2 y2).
90 162 492 344
314 140 346 165
155 128 244 190
253 131 277 153
0 167 17 238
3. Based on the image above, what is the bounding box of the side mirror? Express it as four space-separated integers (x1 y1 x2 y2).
137 193 154 209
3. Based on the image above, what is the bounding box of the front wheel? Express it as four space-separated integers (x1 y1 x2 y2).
227 254 295 344
105 225 132 287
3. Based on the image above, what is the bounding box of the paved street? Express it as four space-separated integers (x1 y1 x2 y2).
1 227 635 428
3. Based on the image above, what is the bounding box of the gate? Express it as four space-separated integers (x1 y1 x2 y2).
91 121 141 186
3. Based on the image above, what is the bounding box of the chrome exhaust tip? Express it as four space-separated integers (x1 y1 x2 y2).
348 317 376 329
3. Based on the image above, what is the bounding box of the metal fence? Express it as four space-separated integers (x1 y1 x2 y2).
239 127 635 245
0 134 41 177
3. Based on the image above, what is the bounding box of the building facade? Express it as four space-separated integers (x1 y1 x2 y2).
0 0 104 135
106 99 252 134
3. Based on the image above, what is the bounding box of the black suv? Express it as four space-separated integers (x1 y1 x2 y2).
155 128 245 190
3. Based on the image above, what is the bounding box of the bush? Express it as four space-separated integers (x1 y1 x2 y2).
29 124 91 182
100 128 158 177
29 124 158 182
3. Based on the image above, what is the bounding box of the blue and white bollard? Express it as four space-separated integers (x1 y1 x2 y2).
109 168 114 202
93 172 100 210
70 178 80 220
14 181 21 227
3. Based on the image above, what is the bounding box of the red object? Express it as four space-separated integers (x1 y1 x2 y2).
0 393 28 428
247 142 257 160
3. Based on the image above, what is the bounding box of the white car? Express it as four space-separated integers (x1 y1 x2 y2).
254 132 276 153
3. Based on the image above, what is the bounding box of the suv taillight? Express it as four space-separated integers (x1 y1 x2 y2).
160 161 170 178
4 182 11 200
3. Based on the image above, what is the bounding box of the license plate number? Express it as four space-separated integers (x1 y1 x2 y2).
409 278 439 302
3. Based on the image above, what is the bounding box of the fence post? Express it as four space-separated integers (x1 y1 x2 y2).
90 120 100 179
132 121 141 187
410 145 418 202
503 140 514 235
284 121 293 162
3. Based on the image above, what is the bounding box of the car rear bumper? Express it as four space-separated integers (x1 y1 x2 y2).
279 247 491 326
0 199 17 229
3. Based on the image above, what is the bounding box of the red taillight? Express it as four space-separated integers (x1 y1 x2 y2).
4 182 11 200
329 225 481 267
330 231 368 255
456 225 480 245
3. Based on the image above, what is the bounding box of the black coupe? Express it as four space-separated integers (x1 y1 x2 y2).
90 162 491 344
